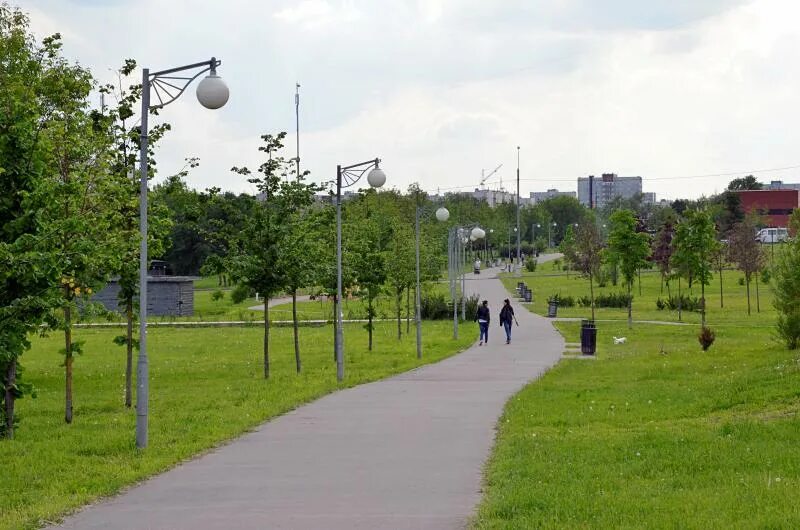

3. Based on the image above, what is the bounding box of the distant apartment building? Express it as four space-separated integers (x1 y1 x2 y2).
642 192 657 205
529 189 576 204
577 173 645 208
768 180 800 191
471 188 518 207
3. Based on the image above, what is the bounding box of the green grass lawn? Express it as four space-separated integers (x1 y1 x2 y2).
500 264 777 328
2 320 474 530
474 317 800 527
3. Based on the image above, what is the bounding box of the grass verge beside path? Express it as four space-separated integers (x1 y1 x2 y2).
2 321 474 530
474 321 800 529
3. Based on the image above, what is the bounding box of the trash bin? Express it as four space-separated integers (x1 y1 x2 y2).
524 289 532 303
547 301 558 318
581 319 597 355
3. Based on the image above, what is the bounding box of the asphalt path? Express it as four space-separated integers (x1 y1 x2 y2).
54 266 563 530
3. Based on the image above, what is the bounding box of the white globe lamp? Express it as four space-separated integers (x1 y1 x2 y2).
471 227 486 240
367 167 386 188
435 207 450 222
196 74 229 109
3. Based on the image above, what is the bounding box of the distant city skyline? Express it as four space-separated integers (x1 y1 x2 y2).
23 0 800 201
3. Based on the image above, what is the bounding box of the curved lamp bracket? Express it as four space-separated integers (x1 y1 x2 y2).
148 58 221 110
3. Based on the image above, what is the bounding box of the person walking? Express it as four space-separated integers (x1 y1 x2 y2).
474 300 490 346
499 298 518 344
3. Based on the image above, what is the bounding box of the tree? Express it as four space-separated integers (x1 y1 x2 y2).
773 210 800 349
672 209 720 329
559 224 577 275
728 216 765 315
573 222 603 320
228 132 298 378
385 222 415 340
350 218 386 351
274 179 321 373
1 9 93 435
606 210 650 328
727 175 762 191
651 222 675 295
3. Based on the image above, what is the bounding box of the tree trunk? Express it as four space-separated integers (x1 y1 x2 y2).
64 301 73 424
368 294 374 351
638 268 642 296
125 297 133 408
719 265 724 308
746 274 751 315
660 274 664 294
263 300 270 379
627 280 632 329
755 275 761 313
589 272 595 321
701 281 706 328
4 360 16 438
333 294 337 361
292 289 301 374
406 287 411 335
678 276 682 322
396 288 402 340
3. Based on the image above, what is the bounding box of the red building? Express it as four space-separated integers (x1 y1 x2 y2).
736 189 800 228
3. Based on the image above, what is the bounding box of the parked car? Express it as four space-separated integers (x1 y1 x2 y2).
756 227 789 244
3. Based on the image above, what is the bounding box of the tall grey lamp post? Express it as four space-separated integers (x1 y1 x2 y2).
415 205 450 358
515 146 521 276
334 159 386 382
137 58 229 449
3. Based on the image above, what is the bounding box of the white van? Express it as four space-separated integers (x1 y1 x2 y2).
756 227 789 243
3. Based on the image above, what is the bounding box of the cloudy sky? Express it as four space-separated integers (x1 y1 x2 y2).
24 0 800 200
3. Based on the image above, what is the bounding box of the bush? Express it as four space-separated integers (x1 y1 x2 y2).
525 260 537 272
230 284 254 304
420 292 450 320
737 277 745 286
773 240 800 349
547 293 575 307
698 326 716 351
761 269 771 284
655 294 702 312
211 290 225 302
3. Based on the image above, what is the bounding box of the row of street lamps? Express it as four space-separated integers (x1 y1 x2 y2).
134 56 490 448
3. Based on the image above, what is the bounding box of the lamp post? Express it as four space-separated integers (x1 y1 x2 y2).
414 205 450 358
549 222 557 248
136 58 229 449
516 146 521 276
334 159 386 382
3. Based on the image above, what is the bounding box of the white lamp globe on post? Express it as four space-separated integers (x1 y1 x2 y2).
435 207 450 222
414 205 450 359
366 166 386 188
196 73 229 109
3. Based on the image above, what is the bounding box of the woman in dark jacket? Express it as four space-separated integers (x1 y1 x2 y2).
499 299 517 344
474 300 490 345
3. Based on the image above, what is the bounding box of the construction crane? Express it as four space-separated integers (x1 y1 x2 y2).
480 164 503 189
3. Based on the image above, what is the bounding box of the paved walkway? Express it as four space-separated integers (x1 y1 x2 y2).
55 268 563 530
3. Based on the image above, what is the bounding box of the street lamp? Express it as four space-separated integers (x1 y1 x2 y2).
414 204 449 359
136 58 229 449
549 222 557 248
334 159 386 382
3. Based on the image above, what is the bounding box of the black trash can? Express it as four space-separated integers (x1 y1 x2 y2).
524 289 532 303
581 319 597 355
547 301 558 318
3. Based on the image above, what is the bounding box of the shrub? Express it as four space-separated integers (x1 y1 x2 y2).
420 292 449 320
773 239 800 349
698 326 716 351
211 290 225 302
547 293 575 307
525 259 537 272
737 277 745 286
230 283 253 304
761 268 771 284
577 293 631 309
655 294 702 312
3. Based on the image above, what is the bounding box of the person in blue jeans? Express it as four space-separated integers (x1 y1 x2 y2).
499 299 517 344
474 300 490 345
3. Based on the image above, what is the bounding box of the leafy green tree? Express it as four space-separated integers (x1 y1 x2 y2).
727 175 762 191
559 224 577 274
573 222 603 320
385 222 415 340
672 209 720 329
228 133 298 378
606 210 650 328
350 218 386 351
0 9 96 434
773 210 800 349
652 222 675 295
274 179 321 373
